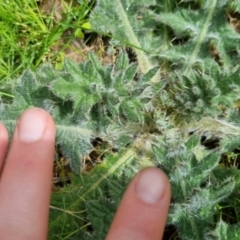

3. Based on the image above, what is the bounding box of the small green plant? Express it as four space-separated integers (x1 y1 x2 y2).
1 0 240 239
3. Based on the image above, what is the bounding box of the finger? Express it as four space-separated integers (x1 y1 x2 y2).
0 123 8 174
0 108 56 240
106 167 171 240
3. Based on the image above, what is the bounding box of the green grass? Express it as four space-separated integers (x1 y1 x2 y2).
0 0 91 83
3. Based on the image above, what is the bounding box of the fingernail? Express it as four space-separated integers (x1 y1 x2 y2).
18 108 47 142
136 169 165 204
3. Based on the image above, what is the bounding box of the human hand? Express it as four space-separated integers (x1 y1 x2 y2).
0 108 171 240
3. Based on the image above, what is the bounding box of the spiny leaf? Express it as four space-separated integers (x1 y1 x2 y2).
90 0 158 73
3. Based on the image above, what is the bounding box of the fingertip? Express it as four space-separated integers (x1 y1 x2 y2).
106 167 171 240
135 167 171 205
17 107 55 143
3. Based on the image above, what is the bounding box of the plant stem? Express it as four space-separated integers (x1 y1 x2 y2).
115 0 154 74
184 0 217 75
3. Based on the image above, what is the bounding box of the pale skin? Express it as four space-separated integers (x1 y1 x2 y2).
0 108 171 240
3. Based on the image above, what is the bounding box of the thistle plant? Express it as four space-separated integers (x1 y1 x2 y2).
1 0 240 239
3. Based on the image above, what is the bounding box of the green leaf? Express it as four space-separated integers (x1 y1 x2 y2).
74 28 84 39
120 98 144 123
90 0 157 73
185 134 201 150
115 51 129 71
81 22 91 30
